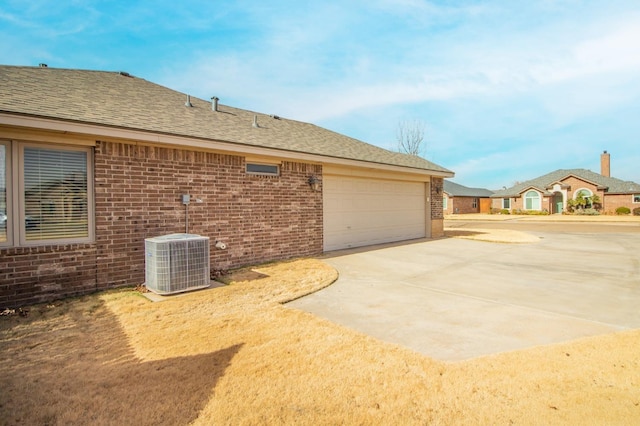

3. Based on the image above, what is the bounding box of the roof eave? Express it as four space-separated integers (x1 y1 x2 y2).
0 111 454 177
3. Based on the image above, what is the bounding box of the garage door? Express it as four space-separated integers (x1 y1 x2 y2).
323 175 427 251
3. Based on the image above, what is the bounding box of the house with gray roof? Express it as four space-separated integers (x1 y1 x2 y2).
443 181 493 214
490 151 640 214
0 65 453 306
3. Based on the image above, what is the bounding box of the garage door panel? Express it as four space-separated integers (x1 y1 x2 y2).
324 175 427 251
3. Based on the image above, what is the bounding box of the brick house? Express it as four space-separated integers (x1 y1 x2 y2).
490 152 640 214
0 65 453 307
443 180 493 214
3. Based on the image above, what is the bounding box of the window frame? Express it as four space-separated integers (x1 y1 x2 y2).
633 194 640 204
245 162 279 176
3 140 94 247
574 188 594 208
0 140 11 247
472 198 478 209
442 195 448 210
502 198 510 209
524 190 541 210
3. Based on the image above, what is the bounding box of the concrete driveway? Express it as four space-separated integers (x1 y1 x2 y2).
287 224 640 361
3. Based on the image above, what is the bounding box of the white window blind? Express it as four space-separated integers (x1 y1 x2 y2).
0 143 7 243
23 147 88 241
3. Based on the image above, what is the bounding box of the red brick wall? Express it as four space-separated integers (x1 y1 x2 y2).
603 194 639 214
0 244 97 307
431 178 444 219
1 140 323 307
450 196 480 214
94 141 323 286
443 195 452 215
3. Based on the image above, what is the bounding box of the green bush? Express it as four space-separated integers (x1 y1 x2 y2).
633 207 640 216
616 206 631 215
575 208 600 216
506 209 550 216
514 209 549 216
490 208 511 215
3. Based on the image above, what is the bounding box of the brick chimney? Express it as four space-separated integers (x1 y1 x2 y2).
600 150 610 177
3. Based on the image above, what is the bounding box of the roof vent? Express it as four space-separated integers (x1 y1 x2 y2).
39 63 48 68
185 94 193 107
270 114 280 120
119 71 131 77
211 96 219 112
252 115 259 128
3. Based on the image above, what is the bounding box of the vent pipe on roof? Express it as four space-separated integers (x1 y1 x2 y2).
185 95 193 107
211 96 219 112
39 63 48 68
252 115 259 128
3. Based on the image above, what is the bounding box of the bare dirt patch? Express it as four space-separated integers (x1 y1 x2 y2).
1 258 638 424
445 227 540 243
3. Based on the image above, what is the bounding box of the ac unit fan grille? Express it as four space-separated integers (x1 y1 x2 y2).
145 234 210 294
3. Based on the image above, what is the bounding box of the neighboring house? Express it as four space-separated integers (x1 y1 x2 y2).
491 152 640 214
443 181 493 214
0 65 453 307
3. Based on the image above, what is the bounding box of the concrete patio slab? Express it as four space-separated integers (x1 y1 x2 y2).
287 225 640 361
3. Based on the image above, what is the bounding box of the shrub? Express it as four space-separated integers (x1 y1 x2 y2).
575 208 600 216
633 207 640 216
616 206 631 215
515 209 549 216
490 208 511 215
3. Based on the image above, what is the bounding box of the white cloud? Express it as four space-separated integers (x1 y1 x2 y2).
3 0 639 186
181 6 638 122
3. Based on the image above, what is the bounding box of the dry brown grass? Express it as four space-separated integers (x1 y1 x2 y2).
444 227 540 243
1 258 639 425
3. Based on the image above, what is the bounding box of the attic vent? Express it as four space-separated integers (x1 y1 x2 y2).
39 63 48 68
270 114 280 120
119 71 131 77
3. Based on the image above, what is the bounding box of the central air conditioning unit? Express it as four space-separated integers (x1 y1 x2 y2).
144 233 210 295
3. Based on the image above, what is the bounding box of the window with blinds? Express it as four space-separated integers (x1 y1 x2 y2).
0 143 7 244
22 146 90 241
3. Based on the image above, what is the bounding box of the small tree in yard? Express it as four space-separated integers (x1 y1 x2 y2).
575 192 588 210
570 191 600 212
397 120 426 156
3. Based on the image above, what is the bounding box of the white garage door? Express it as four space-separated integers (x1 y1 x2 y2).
323 175 427 251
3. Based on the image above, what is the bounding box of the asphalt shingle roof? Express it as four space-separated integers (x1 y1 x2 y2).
491 168 640 197
0 65 453 175
444 180 493 197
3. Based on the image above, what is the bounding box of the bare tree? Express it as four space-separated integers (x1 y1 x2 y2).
396 119 426 156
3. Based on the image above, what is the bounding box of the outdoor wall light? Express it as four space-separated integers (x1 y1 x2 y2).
434 186 442 195
308 175 321 192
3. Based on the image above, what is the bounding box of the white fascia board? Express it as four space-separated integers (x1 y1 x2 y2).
0 113 454 178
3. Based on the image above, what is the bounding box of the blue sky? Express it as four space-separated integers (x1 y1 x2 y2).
2 0 640 189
